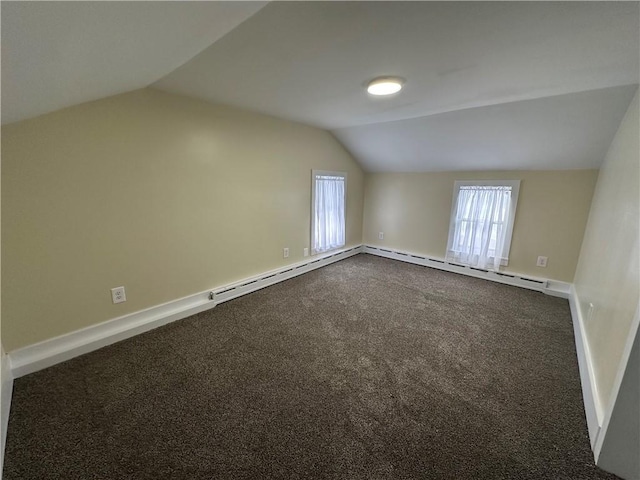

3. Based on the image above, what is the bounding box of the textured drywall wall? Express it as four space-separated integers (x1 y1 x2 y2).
363 170 597 282
2 88 364 350
574 90 639 415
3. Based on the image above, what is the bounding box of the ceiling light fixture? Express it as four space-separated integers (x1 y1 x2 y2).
367 77 404 96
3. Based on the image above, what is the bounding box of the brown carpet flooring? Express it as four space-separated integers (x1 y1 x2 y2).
4 254 617 479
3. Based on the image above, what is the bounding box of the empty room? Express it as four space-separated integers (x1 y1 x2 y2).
1 1 638 479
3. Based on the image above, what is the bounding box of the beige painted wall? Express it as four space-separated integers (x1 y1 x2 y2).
574 90 639 414
363 170 598 282
1 88 364 351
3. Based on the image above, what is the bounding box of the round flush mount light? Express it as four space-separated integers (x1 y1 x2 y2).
367 77 404 96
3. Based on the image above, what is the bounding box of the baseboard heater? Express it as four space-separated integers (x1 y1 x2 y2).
9 245 364 379
209 246 362 305
364 245 554 293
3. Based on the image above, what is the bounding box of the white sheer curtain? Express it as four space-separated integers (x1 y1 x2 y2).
446 185 512 270
313 173 345 254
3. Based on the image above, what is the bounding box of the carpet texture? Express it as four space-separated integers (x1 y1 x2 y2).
4 254 617 479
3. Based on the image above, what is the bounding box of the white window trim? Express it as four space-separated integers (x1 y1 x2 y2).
446 179 521 267
311 170 347 255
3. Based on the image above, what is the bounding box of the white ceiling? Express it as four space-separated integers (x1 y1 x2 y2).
154 2 639 129
3 1 639 172
1 1 266 124
333 85 638 172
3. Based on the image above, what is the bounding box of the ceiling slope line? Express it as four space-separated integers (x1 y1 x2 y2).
330 83 640 132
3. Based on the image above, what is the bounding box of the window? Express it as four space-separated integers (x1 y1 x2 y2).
446 180 520 270
312 170 346 254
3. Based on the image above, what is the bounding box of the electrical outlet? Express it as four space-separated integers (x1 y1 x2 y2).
379 232 384 240
303 247 309 257
283 247 289 258
111 286 126 304
536 256 548 267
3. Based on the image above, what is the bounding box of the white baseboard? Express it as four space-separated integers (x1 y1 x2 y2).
568 285 603 451
363 246 570 298
1 346 14 480
9 245 363 379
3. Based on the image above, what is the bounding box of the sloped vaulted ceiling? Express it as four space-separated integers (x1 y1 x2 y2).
1 1 267 125
332 86 638 172
3 1 639 171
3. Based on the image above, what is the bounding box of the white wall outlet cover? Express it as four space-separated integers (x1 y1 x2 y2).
536 256 548 267
379 232 384 240
303 247 309 257
283 248 289 258
111 286 126 304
